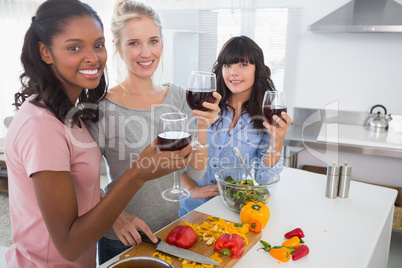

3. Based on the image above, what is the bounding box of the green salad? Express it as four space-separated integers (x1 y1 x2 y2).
223 176 271 212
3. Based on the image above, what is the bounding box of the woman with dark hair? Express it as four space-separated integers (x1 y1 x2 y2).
4 0 191 266
180 35 291 217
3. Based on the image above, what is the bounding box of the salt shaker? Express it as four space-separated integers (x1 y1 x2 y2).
338 161 352 198
325 161 340 199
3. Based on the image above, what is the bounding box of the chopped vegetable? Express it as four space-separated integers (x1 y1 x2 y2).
176 253 221 267
166 225 198 249
183 217 249 246
152 252 172 264
240 202 270 228
214 234 245 259
292 245 310 261
284 228 305 239
209 252 222 264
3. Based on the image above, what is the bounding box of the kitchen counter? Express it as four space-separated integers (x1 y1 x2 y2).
100 168 397 268
283 108 402 170
285 122 402 159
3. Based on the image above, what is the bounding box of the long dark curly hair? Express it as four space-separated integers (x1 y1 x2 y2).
13 0 107 126
212 35 275 130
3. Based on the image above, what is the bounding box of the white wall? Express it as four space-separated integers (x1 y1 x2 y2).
289 0 402 115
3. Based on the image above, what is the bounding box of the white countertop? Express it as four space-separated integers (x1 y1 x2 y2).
100 168 397 268
195 168 397 268
317 123 402 150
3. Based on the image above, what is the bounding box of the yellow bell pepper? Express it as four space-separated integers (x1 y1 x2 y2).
240 202 270 228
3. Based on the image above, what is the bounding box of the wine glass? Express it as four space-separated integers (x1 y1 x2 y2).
186 71 217 150
262 91 287 157
157 112 192 202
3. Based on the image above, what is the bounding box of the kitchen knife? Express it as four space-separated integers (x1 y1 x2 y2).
138 230 220 266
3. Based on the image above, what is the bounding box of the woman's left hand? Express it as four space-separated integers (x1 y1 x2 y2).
192 92 222 129
263 112 292 142
181 172 220 199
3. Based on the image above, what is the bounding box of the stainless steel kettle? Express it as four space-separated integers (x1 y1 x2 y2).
365 105 392 132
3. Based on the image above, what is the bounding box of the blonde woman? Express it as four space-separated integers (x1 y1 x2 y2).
85 0 221 264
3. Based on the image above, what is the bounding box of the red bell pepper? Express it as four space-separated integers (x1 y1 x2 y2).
166 225 198 249
292 244 310 260
284 228 305 239
214 234 245 259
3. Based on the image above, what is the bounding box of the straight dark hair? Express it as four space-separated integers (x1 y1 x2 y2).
212 35 275 130
14 0 107 126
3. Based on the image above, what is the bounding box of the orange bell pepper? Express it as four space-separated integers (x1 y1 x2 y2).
269 247 291 262
260 240 294 263
282 236 302 249
249 219 263 232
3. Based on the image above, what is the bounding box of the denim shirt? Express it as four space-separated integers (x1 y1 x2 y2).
179 107 284 217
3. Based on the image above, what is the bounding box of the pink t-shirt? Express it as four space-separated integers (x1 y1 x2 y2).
5 98 101 267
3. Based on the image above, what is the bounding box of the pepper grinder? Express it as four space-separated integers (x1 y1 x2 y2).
325 161 340 199
338 161 352 198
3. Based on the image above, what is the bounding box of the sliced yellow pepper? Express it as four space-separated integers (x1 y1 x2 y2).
209 252 223 264
182 217 248 248
152 252 172 264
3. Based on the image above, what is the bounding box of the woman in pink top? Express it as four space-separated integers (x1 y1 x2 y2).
4 0 192 267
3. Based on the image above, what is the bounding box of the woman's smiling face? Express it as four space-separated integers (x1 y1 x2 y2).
222 62 256 98
118 16 162 80
39 15 107 103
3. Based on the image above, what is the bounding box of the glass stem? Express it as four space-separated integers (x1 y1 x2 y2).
193 118 199 143
268 136 276 152
172 170 182 191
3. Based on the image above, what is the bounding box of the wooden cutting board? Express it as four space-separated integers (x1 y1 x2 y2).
120 211 262 267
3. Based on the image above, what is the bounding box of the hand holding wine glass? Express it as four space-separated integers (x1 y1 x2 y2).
262 91 287 157
186 71 217 150
157 112 192 202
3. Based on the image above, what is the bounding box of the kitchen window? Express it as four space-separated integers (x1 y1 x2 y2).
157 7 301 109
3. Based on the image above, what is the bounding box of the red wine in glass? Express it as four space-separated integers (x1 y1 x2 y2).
186 89 215 111
185 71 217 150
261 91 286 157
157 131 192 151
157 112 191 202
263 105 287 125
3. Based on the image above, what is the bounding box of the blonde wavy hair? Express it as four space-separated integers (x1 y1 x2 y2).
112 0 162 50
111 0 164 96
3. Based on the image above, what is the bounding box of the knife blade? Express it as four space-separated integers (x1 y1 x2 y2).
138 230 220 265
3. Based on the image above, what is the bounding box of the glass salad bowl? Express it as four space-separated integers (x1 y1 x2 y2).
214 165 280 213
